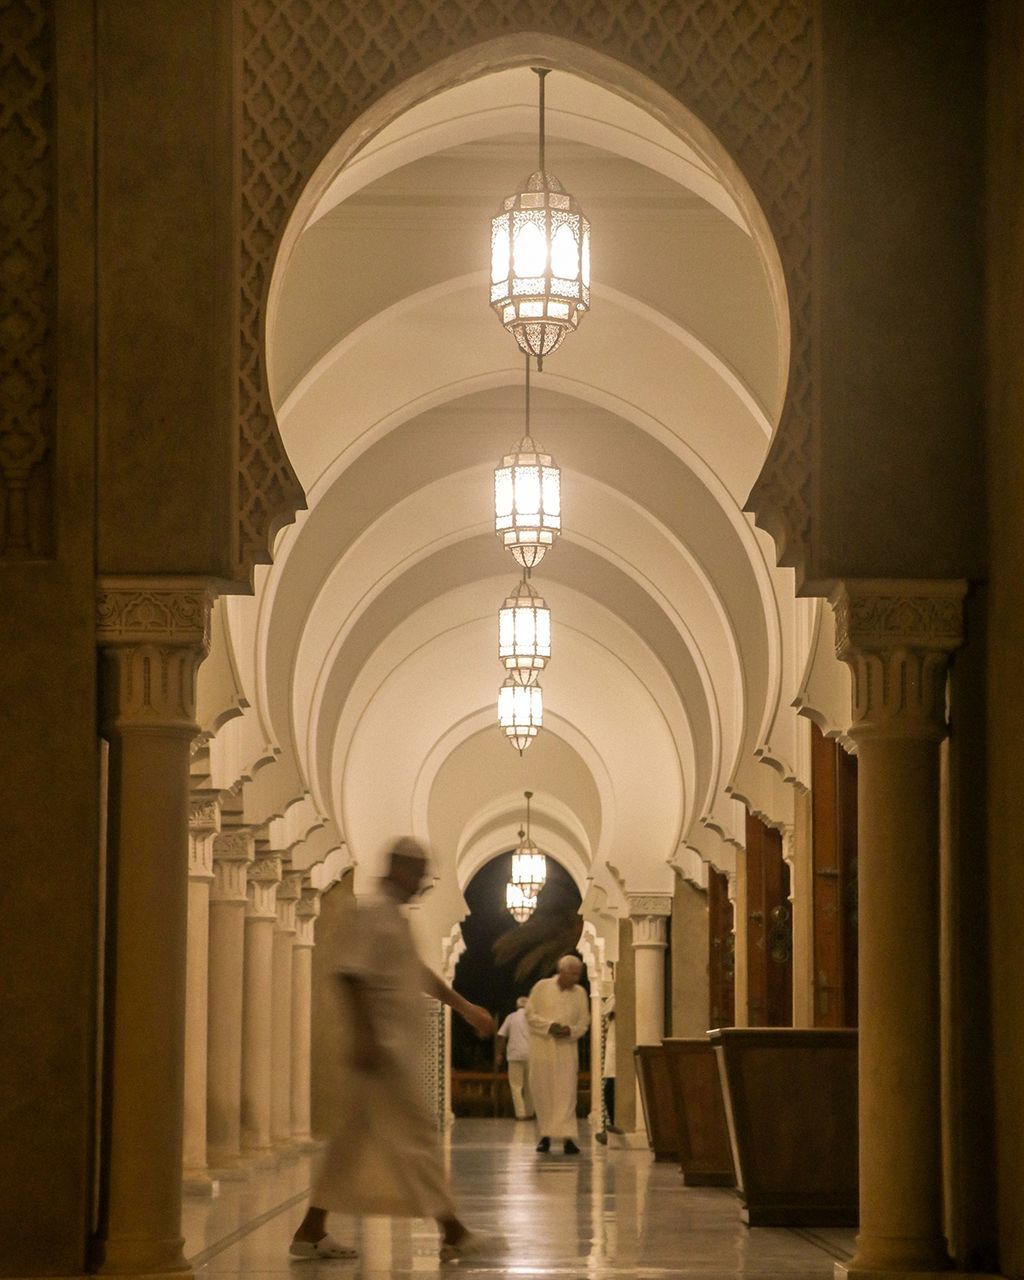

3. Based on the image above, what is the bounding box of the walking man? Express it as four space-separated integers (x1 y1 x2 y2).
525 955 590 1154
290 838 496 1261
496 997 533 1119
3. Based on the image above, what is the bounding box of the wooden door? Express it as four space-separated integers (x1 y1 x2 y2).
746 811 793 1027
708 869 735 1029
811 723 859 1026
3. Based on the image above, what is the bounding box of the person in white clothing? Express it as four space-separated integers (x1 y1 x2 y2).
290 838 496 1262
525 955 590 1154
496 997 533 1119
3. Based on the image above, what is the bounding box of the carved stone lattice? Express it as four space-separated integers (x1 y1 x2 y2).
0 0 53 558
238 0 814 579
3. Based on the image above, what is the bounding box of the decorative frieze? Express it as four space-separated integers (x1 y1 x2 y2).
831 580 966 738
295 884 321 949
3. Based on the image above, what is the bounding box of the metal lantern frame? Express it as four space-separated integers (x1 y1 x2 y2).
498 575 551 685
505 878 537 923
498 676 543 753
510 790 547 895
494 359 561 570
489 67 591 366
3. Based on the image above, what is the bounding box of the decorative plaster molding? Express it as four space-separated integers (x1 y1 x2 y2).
246 851 282 919
295 884 321 947
275 870 304 932
97 579 214 648
211 829 255 903
630 913 669 949
236 3 813 580
830 580 966 739
0 0 53 558
626 893 672 917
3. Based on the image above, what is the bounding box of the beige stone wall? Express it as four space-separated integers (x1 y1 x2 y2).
614 918 637 1132
310 872 355 1138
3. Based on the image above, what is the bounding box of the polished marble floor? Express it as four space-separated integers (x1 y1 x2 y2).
184 1119 854 1279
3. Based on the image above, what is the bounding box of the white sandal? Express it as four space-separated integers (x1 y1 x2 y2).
289 1232 359 1260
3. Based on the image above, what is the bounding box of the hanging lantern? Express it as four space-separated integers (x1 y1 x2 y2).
499 577 551 684
505 879 537 924
494 360 561 569
498 676 543 753
489 68 591 365
510 791 547 895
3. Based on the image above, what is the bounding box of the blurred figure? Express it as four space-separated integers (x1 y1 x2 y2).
290 838 496 1262
594 993 618 1144
526 955 590 1155
496 996 533 1119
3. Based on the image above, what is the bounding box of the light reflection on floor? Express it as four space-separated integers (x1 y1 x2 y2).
184 1118 854 1279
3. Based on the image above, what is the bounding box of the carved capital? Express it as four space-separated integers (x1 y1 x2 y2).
246 852 282 919
275 870 303 933
831 580 966 739
627 894 672 950
97 578 215 734
295 886 320 948
211 829 255 903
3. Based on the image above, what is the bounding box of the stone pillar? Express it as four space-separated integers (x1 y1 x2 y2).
589 984 603 1126
832 580 965 1279
206 828 254 1173
629 896 671 1045
271 870 302 1146
240 849 280 1156
291 883 319 1145
94 578 212 1276
183 798 219 1194
626 895 671 1145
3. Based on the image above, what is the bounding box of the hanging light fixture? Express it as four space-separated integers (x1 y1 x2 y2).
489 67 591 367
494 358 561 569
510 790 547 896
505 876 537 924
498 675 543 753
499 576 551 684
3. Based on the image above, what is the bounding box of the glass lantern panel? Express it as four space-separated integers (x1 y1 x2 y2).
548 300 570 319
491 217 511 283
498 607 516 652
536 609 551 652
541 468 561 518
582 225 591 288
551 221 579 278
513 465 541 517
520 300 544 318
520 192 545 210
514 606 537 651
495 467 513 519
513 218 547 277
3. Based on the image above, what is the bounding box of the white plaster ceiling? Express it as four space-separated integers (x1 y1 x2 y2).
209 63 850 947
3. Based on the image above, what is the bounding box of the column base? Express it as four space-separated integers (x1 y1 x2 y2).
607 1129 650 1150
181 1170 220 1197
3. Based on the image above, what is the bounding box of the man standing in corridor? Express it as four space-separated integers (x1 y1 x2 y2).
525 955 590 1154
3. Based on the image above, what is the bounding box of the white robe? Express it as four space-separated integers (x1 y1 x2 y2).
311 887 454 1219
525 976 590 1138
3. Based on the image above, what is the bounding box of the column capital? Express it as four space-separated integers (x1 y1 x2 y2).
246 851 282 919
275 869 303 933
97 577 215 735
188 799 220 881
295 884 321 948
628 894 671 949
830 579 966 740
211 829 255 903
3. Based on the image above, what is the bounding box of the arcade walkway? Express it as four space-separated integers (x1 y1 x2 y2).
184 1119 855 1279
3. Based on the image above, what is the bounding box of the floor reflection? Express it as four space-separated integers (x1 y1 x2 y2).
186 1118 854 1278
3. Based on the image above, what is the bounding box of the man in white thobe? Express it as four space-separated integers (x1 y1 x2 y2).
496 997 533 1119
525 955 590 1154
290 839 496 1262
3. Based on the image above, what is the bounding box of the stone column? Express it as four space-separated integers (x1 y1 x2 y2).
671 873 711 1037
206 828 254 1174
291 882 319 1145
240 849 280 1157
629 895 671 1045
832 580 965 1279
94 578 212 1276
589 985 604 1126
183 798 219 1194
271 870 302 1146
